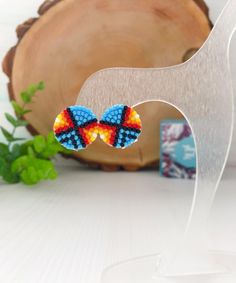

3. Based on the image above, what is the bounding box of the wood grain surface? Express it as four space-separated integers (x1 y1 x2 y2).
2 0 212 170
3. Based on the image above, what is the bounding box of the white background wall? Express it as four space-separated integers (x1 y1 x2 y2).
0 0 235 166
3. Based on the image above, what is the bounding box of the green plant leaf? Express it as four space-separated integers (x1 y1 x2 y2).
20 166 39 185
0 157 6 176
22 109 32 115
47 131 55 144
38 81 45 90
4 113 28 128
27 85 38 95
16 119 29 127
21 82 45 104
11 101 24 116
1 127 24 143
0 143 9 158
21 140 34 148
0 81 63 186
1 127 14 142
11 155 57 185
2 169 20 184
11 101 32 117
0 159 19 183
41 145 58 159
5 113 18 127
33 135 46 153
12 137 26 142
57 143 71 154
45 132 71 155
10 144 23 160
11 155 29 173
27 82 45 93
27 146 35 158
21 91 32 103
5 144 24 163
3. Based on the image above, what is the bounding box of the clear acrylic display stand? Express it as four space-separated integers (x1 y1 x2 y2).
76 0 236 282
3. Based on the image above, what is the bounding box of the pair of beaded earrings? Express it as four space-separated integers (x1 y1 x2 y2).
53 104 142 151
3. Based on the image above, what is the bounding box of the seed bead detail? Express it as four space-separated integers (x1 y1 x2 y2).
53 106 98 151
99 105 142 149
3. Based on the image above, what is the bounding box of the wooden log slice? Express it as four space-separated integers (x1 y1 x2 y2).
2 0 212 171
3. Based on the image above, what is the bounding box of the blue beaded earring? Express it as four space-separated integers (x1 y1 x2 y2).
53 106 98 151
98 105 142 149
54 105 142 151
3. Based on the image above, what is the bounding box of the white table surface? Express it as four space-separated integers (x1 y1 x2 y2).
0 161 235 283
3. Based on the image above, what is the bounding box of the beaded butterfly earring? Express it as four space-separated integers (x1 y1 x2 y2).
99 104 142 149
53 106 98 151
